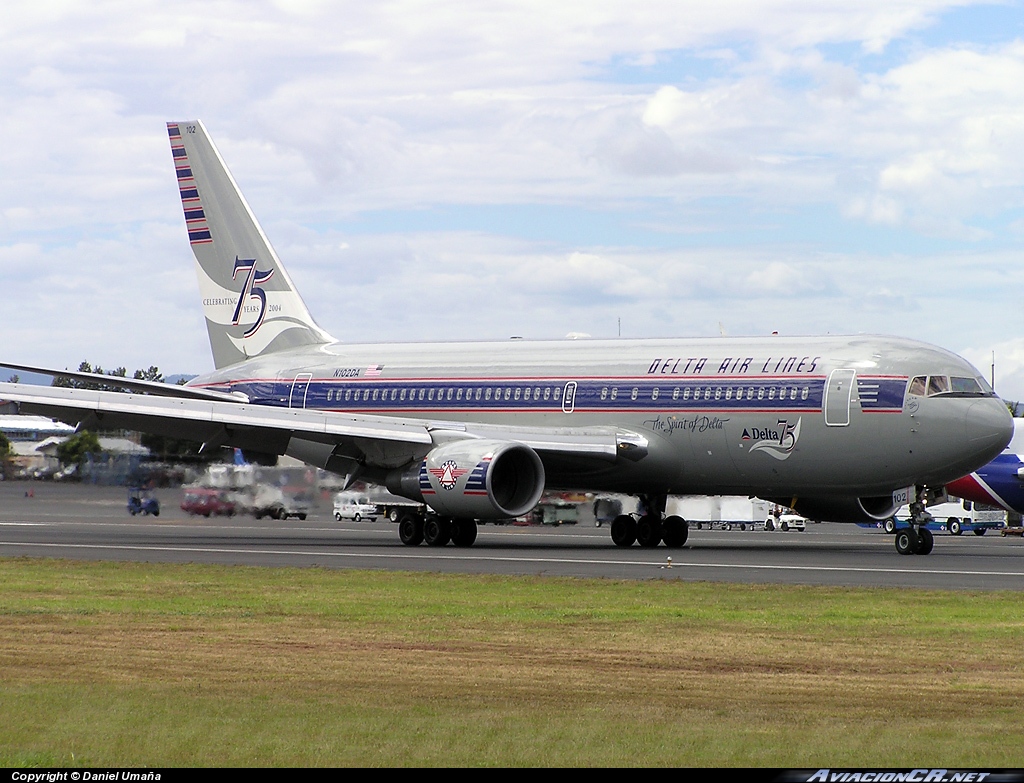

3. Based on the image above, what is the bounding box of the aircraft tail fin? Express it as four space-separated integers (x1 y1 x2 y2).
167 121 334 369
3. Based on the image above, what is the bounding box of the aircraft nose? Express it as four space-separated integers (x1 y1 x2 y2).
964 399 1014 460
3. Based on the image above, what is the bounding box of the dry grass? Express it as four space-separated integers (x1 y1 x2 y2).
1 557 1023 766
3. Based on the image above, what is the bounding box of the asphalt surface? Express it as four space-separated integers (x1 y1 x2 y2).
2 481 1024 589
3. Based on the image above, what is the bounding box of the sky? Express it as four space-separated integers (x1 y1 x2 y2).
3 1 1024 397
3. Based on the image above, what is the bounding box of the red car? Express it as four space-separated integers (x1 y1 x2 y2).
180 488 235 517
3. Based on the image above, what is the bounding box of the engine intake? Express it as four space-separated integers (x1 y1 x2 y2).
387 439 545 519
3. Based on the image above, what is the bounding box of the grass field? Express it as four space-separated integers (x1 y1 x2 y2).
1 556 1023 767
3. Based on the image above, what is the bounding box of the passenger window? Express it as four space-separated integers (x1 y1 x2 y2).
610 388 618 400
683 388 690 400
631 387 639 401
672 387 680 400
651 387 660 400
601 387 608 400
544 387 552 400
485 388 492 401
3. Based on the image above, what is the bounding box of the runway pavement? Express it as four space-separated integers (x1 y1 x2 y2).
2 481 1024 589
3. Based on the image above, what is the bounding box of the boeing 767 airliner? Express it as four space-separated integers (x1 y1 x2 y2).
0 121 1012 555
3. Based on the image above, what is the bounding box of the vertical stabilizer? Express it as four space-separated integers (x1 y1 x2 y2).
168 121 334 369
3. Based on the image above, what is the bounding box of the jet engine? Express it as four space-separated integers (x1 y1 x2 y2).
386 439 545 519
769 495 900 524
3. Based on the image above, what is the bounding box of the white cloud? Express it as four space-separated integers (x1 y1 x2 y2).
1 0 1021 403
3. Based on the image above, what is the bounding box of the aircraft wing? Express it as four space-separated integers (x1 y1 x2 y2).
0 382 622 462
0 361 245 402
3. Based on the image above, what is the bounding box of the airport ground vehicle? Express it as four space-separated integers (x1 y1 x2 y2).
881 500 1004 536
252 483 309 520
332 493 379 522
0 121 1012 555
181 487 235 517
127 487 159 516
765 512 807 531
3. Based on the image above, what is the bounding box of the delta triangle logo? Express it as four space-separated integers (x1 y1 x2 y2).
428 460 468 491
746 418 802 461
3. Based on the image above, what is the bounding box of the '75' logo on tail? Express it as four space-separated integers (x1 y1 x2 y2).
232 256 275 337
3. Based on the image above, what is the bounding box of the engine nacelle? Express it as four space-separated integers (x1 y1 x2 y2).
768 495 900 524
386 439 545 519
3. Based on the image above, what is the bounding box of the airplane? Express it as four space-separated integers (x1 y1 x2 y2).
947 418 1024 517
0 120 1013 556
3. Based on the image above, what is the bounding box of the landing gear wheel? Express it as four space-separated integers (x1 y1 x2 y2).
661 515 688 548
398 513 424 546
424 516 451 547
895 528 918 555
636 515 663 548
948 518 962 536
610 515 637 547
883 518 896 534
915 527 934 555
450 518 478 547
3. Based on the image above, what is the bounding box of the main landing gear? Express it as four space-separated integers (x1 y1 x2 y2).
894 501 935 555
398 512 478 547
610 494 689 549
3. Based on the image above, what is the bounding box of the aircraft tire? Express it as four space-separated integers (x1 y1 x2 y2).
895 528 918 555
949 518 962 535
610 515 637 547
662 515 688 548
450 518 478 547
915 527 934 554
398 513 424 546
424 515 452 547
636 515 662 547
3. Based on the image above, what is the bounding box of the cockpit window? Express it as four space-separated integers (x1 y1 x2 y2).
908 374 991 399
950 376 983 395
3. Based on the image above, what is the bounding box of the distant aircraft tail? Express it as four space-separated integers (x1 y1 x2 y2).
167 121 334 369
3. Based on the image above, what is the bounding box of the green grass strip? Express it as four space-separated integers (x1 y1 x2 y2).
1 557 1023 767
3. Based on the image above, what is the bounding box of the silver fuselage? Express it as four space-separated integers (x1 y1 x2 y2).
189 333 1011 499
